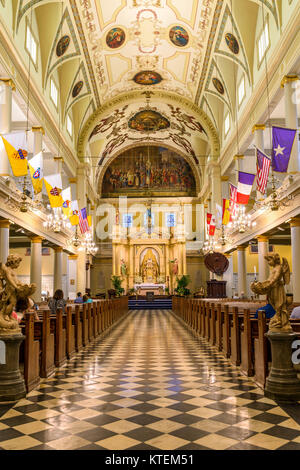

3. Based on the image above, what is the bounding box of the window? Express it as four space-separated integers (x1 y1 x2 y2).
25 23 37 65
50 79 58 108
122 214 133 228
166 213 176 228
67 114 73 137
258 20 269 64
224 113 230 136
238 76 245 106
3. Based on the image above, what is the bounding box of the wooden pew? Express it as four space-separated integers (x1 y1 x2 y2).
22 312 40 393
66 305 76 360
51 308 67 368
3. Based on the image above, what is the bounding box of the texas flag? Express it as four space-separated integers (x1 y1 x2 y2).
272 126 297 173
237 171 256 205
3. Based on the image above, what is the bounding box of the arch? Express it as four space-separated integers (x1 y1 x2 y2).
97 141 202 197
77 89 220 162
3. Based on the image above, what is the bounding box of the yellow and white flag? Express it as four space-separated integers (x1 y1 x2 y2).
61 187 72 218
44 173 63 208
28 151 43 194
0 132 28 177
87 215 92 228
69 200 79 226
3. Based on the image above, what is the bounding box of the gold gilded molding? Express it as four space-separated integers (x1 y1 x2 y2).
68 254 78 260
252 124 266 133
0 219 10 228
0 78 16 91
281 74 299 88
32 126 45 135
256 235 269 242
31 236 43 243
290 217 300 228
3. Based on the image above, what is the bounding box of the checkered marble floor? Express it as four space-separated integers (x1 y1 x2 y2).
1 309 300 450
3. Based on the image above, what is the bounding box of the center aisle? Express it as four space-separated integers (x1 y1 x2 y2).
0 309 300 450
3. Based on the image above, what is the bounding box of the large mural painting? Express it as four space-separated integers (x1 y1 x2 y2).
102 146 196 197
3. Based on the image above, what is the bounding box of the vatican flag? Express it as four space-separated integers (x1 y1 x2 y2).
61 187 72 218
28 152 43 194
44 173 63 208
87 215 92 227
0 132 28 177
222 199 231 225
69 200 79 226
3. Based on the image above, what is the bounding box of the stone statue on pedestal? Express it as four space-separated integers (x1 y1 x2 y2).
0 254 36 335
250 254 291 332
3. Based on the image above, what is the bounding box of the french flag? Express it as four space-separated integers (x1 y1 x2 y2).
237 171 255 205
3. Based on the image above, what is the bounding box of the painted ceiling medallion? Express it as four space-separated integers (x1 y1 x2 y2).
212 77 224 95
72 81 83 98
128 110 170 132
106 27 126 49
169 26 189 47
56 35 70 57
133 71 162 85
225 33 240 54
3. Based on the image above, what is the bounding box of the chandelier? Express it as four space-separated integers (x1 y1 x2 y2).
202 237 221 254
254 174 294 212
218 225 233 246
43 206 70 232
78 232 98 255
227 205 256 233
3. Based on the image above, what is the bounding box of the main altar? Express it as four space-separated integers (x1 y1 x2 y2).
111 206 187 294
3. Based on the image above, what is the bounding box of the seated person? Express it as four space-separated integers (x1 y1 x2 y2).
254 303 276 319
48 289 67 314
240 291 246 300
290 305 300 319
83 294 93 304
233 293 239 299
74 292 83 304
13 298 39 323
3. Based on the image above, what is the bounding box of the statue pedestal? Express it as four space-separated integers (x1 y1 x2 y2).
0 334 26 402
265 331 300 403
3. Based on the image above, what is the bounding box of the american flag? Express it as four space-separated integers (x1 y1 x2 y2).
256 148 271 194
229 183 238 219
79 207 90 234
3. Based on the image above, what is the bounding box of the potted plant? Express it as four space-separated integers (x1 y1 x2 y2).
111 275 125 297
174 275 191 297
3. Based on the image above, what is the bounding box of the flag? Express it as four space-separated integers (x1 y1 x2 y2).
216 203 223 229
69 200 79 226
256 148 271 194
79 207 90 234
229 183 238 219
222 199 231 225
237 171 255 204
206 213 212 236
61 187 72 218
44 173 63 208
209 216 216 236
272 126 297 173
0 132 28 177
28 151 43 194
87 215 92 227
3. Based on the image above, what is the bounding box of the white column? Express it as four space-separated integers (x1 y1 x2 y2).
257 235 269 300
224 253 234 298
30 236 43 302
86 255 91 290
53 246 63 293
210 164 222 216
282 75 299 173
0 79 15 176
290 217 300 303
237 246 247 297
68 255 78 300
0 219 10 264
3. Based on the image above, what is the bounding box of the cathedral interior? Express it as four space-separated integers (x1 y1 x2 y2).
0 0 300 454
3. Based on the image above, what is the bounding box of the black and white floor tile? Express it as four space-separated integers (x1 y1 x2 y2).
0 309 300 450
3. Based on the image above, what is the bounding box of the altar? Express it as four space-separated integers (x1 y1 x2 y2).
134 283 166 295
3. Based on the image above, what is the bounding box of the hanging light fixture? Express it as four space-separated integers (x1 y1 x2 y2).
227 205 256 233
202 237 221 254
218 224 233 246
77 231 98 255
43 206 70 232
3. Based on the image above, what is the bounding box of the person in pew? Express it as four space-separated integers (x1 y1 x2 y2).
48 289 67 314
290 306 300 319
233 293 239 299
254 303 276 319
83 294 93 304
12 297 39 323
74 292 83 304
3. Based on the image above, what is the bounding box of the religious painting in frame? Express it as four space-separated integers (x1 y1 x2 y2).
102 146 196 197
169 26 189 47
106 27 126 49
212 77 225 95
72 81 83 98
225 33 240 55
56 35 70 57
128 110 170 132
133 71 163 86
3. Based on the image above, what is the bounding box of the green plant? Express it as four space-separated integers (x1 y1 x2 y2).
174 275 191 296
165 287 170 295
111 276 125 297
128 288 136 296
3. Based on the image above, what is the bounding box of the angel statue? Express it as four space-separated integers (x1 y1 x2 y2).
120 259 127 277
0 254 36 334
250 253 291 332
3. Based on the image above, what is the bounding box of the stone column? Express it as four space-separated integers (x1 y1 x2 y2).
281 75 299 173
86 255 91 290
68 254 78 300
0 219 10 264
0 79 15 176
224 253 234 298
30 236 43 302
69 177 77 200
237 246 247 297
290 217 300 303
257 235 269 299
53 246 63 293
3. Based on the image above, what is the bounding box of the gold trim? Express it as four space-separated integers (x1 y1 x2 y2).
90 205 95 210
0 78 16 91
256 235 269 242
234 154 244 160
290 217 300 228
31 126 45 135
252 124 266 133
221 176 229 182
68 254 78 260
31 236 43 243
69 178 77 184
281 74 299 88
54 156 64 161
237 246 246 251
54 246 63 252
0 219 10 228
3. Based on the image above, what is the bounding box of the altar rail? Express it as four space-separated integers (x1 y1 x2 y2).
172 297 300 389
19 297 128 393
